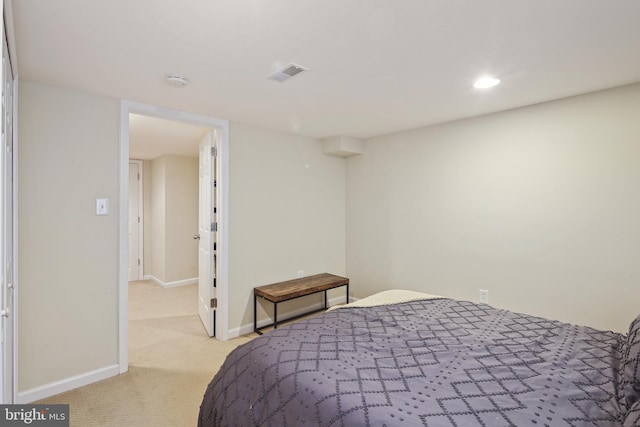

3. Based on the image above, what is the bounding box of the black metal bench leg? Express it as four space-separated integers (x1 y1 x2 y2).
254 294 263 335
346 283 349 304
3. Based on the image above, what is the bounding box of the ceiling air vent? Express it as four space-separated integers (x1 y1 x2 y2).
267 63 308 82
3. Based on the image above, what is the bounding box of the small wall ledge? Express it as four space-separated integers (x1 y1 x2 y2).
322 135 364 158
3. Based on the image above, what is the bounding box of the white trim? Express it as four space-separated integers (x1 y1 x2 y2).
129 160 144 281
148 275 197 289
0 24 18 404
11 77 18 404
228 295 356 339
4 1 18 78
16 364 119 404
119 101 230 375
216 122 229 341
118 104 130 374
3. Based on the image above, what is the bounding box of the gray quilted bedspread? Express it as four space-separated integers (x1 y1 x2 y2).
198 298 637 426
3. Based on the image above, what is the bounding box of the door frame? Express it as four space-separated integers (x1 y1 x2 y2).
118 101 230 373
128 160 143 281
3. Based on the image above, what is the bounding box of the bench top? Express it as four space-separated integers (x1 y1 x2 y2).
254 273 349 303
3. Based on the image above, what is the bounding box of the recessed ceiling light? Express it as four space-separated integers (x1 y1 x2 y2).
473 77 501 89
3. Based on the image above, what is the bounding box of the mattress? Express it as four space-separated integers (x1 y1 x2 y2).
199 291 640 426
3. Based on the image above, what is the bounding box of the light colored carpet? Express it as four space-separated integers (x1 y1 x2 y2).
36 280 256 426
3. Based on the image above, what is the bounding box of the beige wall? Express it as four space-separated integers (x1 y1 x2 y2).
150 156 166 281
16 81 346 393
18 77 638 397
228 123 347 331
142 159 152 273
17 82 120 391
148 155 198 283
347 83 640 333
164 155 198 282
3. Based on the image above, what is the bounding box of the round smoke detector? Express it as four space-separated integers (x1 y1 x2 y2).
166 74 188 88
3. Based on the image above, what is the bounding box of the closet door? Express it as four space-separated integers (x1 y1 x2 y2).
0 26 15 404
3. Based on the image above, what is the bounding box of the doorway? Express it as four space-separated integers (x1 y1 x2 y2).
127 116 203 288
128 116 216 335
118 101 229 374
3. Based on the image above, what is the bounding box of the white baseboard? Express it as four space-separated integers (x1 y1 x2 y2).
148 275 197 288
16 295 352 402
16 364 120 404
226 295 357 339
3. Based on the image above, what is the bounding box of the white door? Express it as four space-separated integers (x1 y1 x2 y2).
198 130 216 337
128 161 142 281
0 30 14 404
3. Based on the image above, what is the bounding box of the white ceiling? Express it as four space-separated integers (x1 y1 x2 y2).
128 114 207 160
11 0 640 143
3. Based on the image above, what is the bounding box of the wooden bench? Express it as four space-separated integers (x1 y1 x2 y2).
254 273 349 335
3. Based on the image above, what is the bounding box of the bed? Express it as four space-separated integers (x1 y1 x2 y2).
198 290 640 426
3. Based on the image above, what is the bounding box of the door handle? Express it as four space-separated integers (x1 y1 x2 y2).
193 234 200 240
1 308 9 318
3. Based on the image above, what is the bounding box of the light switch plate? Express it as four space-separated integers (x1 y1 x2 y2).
96 198 109 215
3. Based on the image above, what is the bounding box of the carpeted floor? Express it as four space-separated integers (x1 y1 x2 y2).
36 280 255 426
